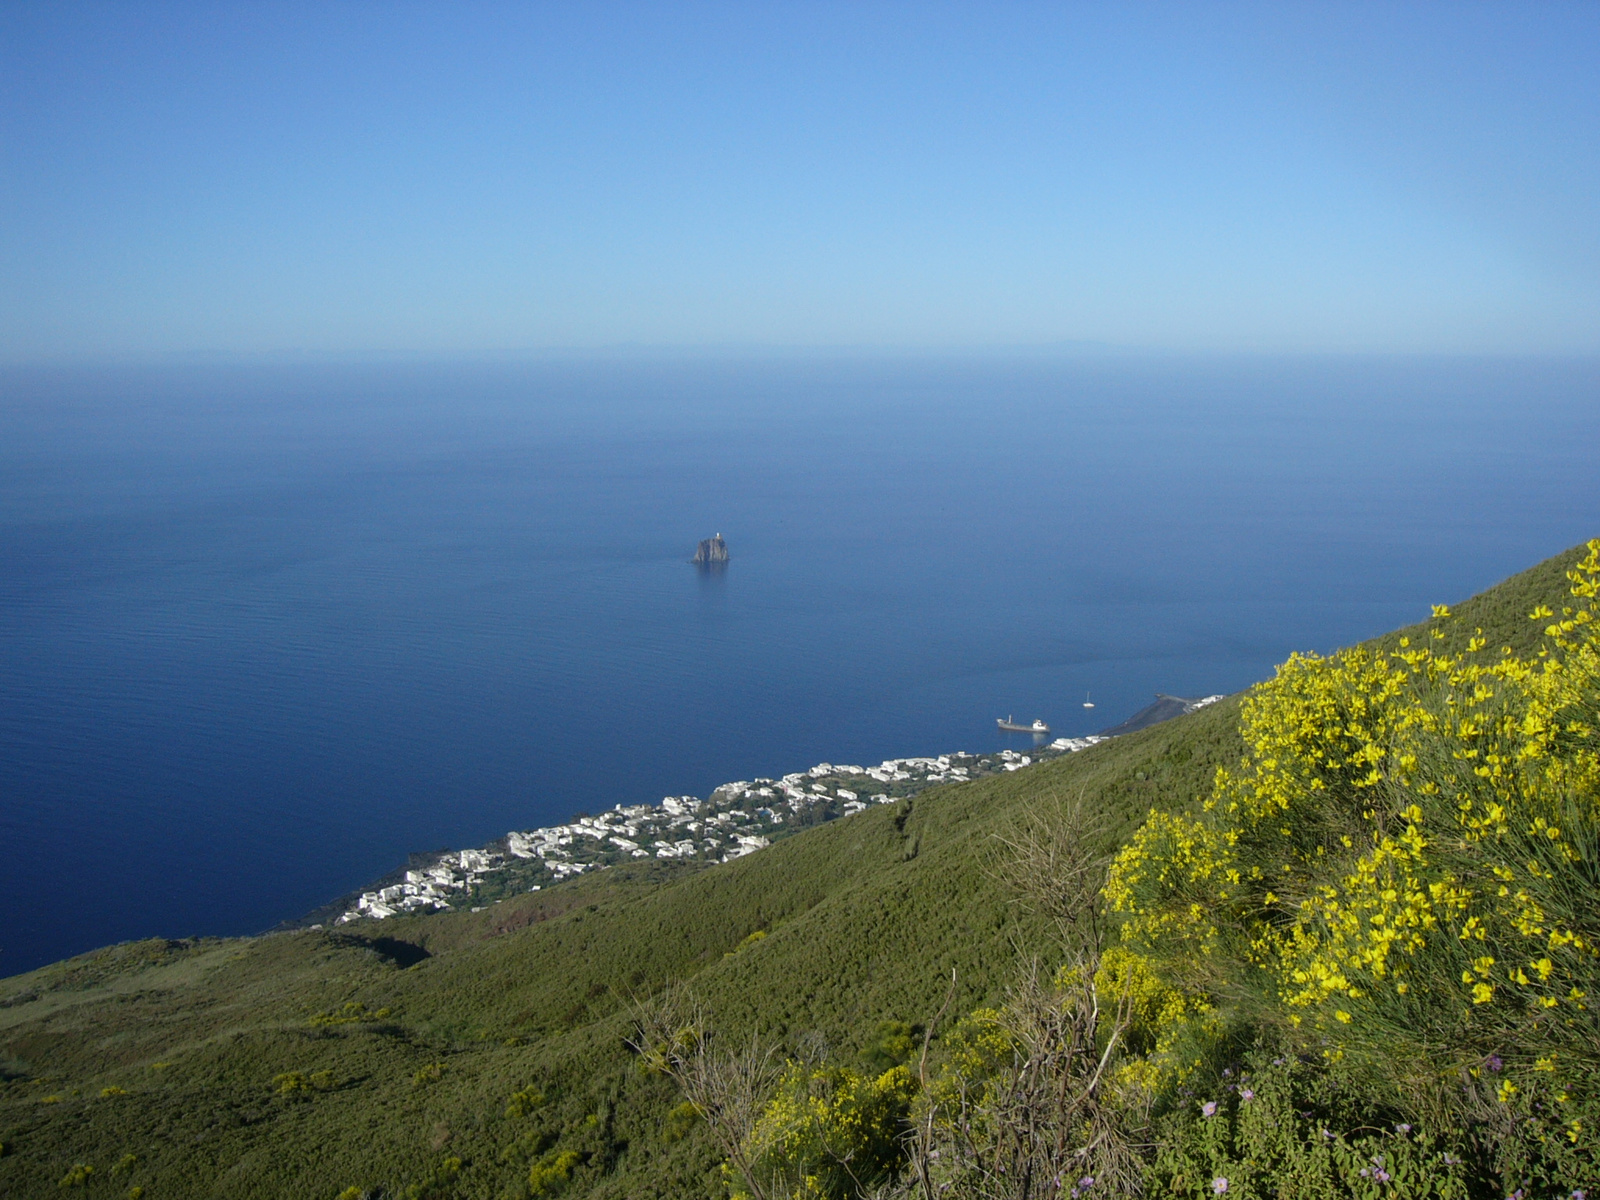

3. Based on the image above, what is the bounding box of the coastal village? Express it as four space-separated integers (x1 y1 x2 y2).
330 735 1119 925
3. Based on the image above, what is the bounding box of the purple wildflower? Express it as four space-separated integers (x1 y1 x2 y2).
1487 1054 1504 1072
1239 1088 1255 1101
1200 1101 1218 1118
1212 1179 1229 1195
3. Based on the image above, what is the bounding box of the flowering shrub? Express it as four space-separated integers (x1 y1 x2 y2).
526 1147 581 1196
735 1061 916 1200
1104 541 1600 1182
922 1007 1012 1114
272 1068 336 1095
1149 1051 1470 1199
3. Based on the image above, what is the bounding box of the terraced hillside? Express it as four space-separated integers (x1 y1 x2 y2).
0 542 1590 1199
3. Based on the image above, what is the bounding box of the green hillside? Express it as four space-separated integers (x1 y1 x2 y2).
1 542 1593 1200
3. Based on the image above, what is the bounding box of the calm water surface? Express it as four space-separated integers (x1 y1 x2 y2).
3 355 1597 974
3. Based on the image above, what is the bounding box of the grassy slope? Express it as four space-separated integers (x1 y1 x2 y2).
0 543 1588 1200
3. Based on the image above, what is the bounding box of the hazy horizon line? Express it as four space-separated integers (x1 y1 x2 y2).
7 342 1600 371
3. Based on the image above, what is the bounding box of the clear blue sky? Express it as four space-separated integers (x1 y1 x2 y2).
3 2 1598 359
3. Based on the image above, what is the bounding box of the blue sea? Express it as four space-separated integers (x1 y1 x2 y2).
3 355 1597 975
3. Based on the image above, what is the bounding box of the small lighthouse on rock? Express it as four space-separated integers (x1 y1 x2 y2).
692 533 729 565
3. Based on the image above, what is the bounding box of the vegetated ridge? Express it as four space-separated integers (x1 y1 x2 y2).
0 542 1594 1199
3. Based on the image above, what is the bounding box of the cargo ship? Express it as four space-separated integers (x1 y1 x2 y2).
996 715 1050 734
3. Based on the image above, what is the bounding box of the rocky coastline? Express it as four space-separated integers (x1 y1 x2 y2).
287 693 1221 931
289 736 1108 929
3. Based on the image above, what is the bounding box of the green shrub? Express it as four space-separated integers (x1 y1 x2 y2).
274 1069 338 1094
856 1020 917 1074
1149 1051 1471 1198
505 1086 546 1119
663 1099 703 1141
401 1155 462 1200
